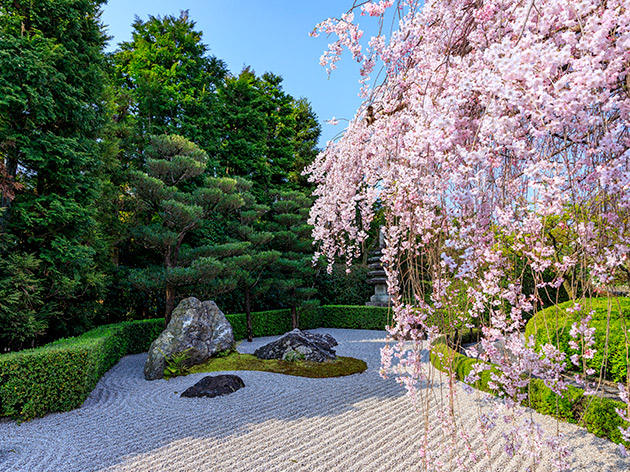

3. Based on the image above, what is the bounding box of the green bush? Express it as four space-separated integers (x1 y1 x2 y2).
226 309 292 341
318 305 390 330
527 379 583 421
0 319 163 421
430 329 630 447
430 330 497 395
525 297 630 382
582 396 630 444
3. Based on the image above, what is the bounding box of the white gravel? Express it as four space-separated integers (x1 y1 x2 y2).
0 328 628 472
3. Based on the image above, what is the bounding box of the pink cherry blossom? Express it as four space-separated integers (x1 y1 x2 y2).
309 0 630 469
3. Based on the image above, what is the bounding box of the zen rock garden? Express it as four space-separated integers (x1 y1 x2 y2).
144 297 342 399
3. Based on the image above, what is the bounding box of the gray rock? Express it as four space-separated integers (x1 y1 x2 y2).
144 298 235 380
180 374 244 398
254 329 337 363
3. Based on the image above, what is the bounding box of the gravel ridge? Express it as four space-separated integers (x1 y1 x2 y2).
0 328 627 472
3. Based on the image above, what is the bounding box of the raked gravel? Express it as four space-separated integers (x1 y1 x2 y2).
1 328 628 472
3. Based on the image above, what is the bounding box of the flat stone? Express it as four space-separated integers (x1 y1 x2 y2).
180 374 244 398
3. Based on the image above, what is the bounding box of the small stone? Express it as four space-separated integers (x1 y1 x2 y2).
180 375 245 398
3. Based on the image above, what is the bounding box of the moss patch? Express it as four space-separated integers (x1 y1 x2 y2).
188 352 367 378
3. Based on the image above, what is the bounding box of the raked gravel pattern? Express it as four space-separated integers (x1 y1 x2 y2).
1 328 628 472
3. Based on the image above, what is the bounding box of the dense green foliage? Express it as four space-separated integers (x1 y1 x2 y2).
0 319 162 420
315 264 373 306
266 190 319 329
0 305 388 420
127 134 250 323
112 11 227 157
0 4 380 354
0 0 111 345
430 329 630 446
525 297 630 382
216 69 320 201
318 305 391 330
0 253 48 350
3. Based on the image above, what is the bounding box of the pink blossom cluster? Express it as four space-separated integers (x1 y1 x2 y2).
308 0 630 469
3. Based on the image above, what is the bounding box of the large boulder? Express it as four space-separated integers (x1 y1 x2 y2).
254 329 337 363
180 374 245 398
144 298 234 380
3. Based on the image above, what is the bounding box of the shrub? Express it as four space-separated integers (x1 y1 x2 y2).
226 309 292 340
318 305 390 330
525 297 630 382
430 329 630 447
581 396 630 444
0 319 163 420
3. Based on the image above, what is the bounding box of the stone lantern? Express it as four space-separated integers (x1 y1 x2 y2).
366 227 391 307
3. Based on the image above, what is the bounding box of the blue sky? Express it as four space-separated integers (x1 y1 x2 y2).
100 0 374 148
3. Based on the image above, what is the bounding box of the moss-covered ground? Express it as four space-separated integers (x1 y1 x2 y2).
188 351 367 378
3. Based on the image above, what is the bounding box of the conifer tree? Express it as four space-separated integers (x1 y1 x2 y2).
0 0 110 339
227 198 280 341
128 135 247 324
267 190 318 329
217 70 321 202
112 11 227 160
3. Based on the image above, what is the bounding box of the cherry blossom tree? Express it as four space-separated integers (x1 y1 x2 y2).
308 0 630 469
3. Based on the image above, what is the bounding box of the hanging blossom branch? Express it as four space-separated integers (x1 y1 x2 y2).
307 0 630 470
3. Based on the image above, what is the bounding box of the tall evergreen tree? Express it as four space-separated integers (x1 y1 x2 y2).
217 69 321 202
112 10 227 160
106 12 228 320
0 0 110 339
267 190 318 329
128 135 249 325
226 199 280 341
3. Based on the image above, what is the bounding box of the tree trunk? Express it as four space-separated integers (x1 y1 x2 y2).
245 288 253 342
165 285 175 327
0 154 19 217
291 305 298 330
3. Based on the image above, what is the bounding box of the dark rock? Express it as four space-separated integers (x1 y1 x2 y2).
181 374 244 398
144 298 235 380
254 329 337 363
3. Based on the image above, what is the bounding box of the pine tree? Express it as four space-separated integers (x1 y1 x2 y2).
227 198 280 341
128 135 248 325
267 190 318 329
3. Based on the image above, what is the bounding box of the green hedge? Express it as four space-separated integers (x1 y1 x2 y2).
430 328 630 446
525 297 630 382
226 309 292 340
318 305 390 329
0 319 163 421
0 305 390 421
226 305 390 340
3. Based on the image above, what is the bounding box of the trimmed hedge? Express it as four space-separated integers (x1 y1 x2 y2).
226 305 390 340
0 305 390 421
430 328 630 446
525 297 630 382
0 319 163 421
226 309 292 340
318 305 390 330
